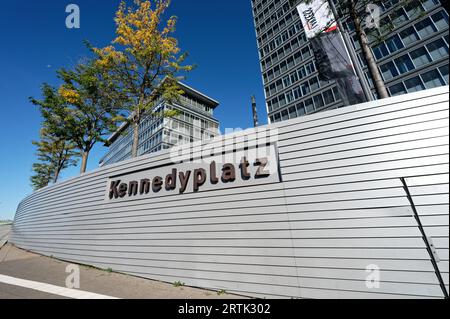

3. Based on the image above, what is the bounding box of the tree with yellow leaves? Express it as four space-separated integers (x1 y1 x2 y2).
94 0 194 158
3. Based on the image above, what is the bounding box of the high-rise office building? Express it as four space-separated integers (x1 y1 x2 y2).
251 0 449 123
100 82 220 166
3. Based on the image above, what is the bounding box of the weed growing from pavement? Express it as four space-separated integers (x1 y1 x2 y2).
217 289 227 295
173 281 185 287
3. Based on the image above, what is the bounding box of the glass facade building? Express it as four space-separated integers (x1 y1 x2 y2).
100 82 220 166
251 0 449 123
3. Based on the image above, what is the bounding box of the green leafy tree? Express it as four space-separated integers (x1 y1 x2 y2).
292 0 423 99
32 59 125 174
30 88 79 190
30 162 54 191
32 127 79 184
30 85 78 190
94 0 194 158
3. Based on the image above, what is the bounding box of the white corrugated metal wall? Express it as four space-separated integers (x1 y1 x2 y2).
11 86 449 299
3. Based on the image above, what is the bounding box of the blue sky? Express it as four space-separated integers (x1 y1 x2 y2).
0 0 266 220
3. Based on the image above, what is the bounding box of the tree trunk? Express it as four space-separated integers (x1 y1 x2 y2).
131 120 140 158
349 1 389 99
53 152 65 184
53 168 61 184
80 151 89 174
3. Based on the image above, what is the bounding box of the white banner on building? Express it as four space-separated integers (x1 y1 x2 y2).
297 0 337 39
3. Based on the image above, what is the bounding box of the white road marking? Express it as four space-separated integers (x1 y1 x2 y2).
0 274 119 299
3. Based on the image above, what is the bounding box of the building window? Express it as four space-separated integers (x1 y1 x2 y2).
293 86 302 100
379 16 392 36
282 75 291 88
313 94 324 109
288 106 297 119
273 112 281 123
389 82 407 96
422 0 441 11
358 53 368 67
400 27 420 46
280 61 287 73
281 109 289 121
426 38 449 61
304 98 314 113
394 54 415 74
278 93 286 106
386 34 405 54
267 101 273 113
276 79 283 92
296 102 306 116
309 77 320 92
323 89 335 105
352 35 361 50
365 72 374 86
294 51 302 65
286 91 294 103
390 8 409 27
291 37 299 50
332 86 341 101
421 69 445 89
301 46 311 59
439 64 449 84
380 61 399 80
305 62 315 75
410 47 433 67
272 52 279 64
287 56 295 69
298 66 306 79
404 76 425 93
431 11 449 31
373 42 390 60
272 97 279 110
344 20 355 32
301 82 310 95
415 18 438 38
290 71 299 84
284 43 292 55
269 83 276 96
404 2 424 19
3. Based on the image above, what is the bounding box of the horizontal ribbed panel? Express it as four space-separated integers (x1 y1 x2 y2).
12 86 449 299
